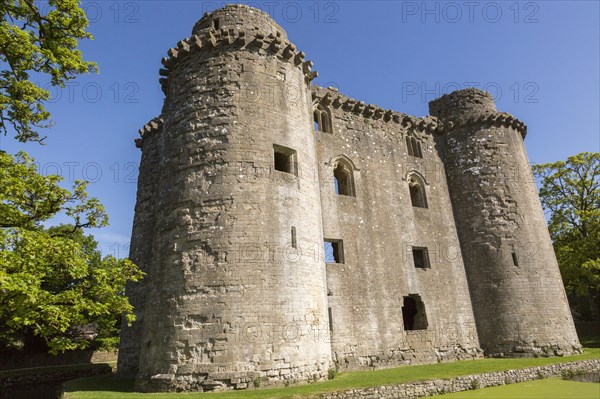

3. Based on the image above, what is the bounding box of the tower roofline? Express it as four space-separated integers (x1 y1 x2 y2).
429 88 496 120
429 88 527 138
157 25 317 96
193 4 287 38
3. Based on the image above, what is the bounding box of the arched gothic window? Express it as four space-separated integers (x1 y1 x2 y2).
408 174 428 208
313 105 332 133
333 158 355 197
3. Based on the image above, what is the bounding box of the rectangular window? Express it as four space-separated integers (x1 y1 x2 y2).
412 247 430 269
324 239 344 264
273 144 298 176
328 307 334 331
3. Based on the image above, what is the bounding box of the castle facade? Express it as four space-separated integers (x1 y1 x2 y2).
118 5 581 392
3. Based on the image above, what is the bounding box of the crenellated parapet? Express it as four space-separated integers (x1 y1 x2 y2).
311 86 440 136
311 86 527 139
158 28 317 96
134 116 163 148
430 88 527 138
436 110 528 139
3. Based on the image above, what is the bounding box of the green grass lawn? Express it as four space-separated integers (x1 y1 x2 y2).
435 378 600 398
63 348 600 399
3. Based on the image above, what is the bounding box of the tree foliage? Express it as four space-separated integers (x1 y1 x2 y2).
533 152 600 320
1 0 97 143
0 151 143 354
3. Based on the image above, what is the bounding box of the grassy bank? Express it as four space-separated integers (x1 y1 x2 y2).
63 348 599 399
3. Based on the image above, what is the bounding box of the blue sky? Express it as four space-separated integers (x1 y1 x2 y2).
2 1 599 257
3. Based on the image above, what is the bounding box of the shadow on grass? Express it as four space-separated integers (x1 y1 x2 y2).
0 363 113 378
579 336 600 348
64 375 134 393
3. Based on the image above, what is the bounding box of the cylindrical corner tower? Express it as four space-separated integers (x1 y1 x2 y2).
430 89 581 357
119 5 330 392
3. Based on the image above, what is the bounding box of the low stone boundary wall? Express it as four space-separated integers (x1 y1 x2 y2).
322 359 600 398
0 350 117 370
0 363 112 389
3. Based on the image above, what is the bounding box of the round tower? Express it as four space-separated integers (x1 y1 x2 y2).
122 5 330 391
430 89 581 357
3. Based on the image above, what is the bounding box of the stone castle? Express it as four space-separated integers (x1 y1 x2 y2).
117 4 581 392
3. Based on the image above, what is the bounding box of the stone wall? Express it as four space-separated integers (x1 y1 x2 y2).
0 364 112 389
0 350 117 371
313 87 482 370
321 359 599 399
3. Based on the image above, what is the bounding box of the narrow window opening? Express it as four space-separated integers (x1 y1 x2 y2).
324 239 344 264
406 136 414 157
409 177 428 208
512 251 519 266
321 112 330 133
412 247 430 269
406 136 423 158
213 18 220 30
402 294 428 331
328 307 334 331
415 140 422 158
314 111 320 131
291 226 297 249
313 108 332 133
333 162 355 196
273 144 298 176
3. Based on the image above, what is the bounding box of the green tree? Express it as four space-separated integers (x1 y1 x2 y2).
533 152 600 320
0 151 143 354
1 0 96 143
0 0 141 354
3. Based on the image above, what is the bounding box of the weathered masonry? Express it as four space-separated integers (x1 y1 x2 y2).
118 4 582 392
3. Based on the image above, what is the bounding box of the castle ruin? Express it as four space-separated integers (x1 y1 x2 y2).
118 5 582 392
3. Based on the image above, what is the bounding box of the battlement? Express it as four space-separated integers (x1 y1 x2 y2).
312 86 440 135
312 86 527 139
134 88 528 149
134 117 163 148
427 88 527 138
158 6 316 96
429 88 496 119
